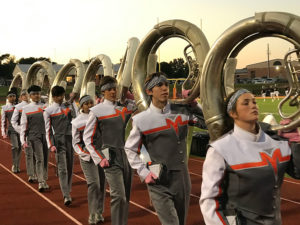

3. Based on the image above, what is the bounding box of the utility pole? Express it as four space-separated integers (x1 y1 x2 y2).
267 43 271 78
157 17 161 72
200 18 202 30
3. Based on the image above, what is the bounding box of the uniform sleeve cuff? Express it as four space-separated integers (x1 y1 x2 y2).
138 167 150 182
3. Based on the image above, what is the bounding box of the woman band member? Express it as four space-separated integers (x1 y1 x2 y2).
200 89 300 225
72 95 105 224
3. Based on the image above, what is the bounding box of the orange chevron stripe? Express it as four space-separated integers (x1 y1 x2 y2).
142 116 188 135
26 107 44 115
98 108 131 121
231 148 290 175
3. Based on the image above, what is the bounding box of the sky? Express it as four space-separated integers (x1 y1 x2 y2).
1 0 300 69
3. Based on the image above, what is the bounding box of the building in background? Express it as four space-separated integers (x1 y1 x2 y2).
235 59 300 83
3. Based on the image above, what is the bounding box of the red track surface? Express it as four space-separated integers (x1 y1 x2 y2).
1 138 300 225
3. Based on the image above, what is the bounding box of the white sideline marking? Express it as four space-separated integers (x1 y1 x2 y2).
0 163 82 225
189 171 202 177
190 193 200 199
189 158 204 163
281 197 300 205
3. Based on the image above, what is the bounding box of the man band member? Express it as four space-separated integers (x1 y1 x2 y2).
1 90 21 173
83 76 135 225
11 89 37 182
72 95 105 224
20 85 49 191
44 86 77 206
125 72 206 225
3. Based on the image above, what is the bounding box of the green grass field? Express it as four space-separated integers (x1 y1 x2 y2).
257 97 296 123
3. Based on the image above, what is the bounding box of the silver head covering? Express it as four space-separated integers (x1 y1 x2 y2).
20 89 28 95
7 93 16 97
100 82 117 92
144 74 169 90
227 89 250 113
79 95 93 107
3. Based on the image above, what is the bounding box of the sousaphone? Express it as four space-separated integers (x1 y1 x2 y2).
200 12 300 141
132 19 210 111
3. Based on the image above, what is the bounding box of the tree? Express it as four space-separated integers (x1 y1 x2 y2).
159 61 172 77
168 58 189 78
0 54 16 80
17 57 54 64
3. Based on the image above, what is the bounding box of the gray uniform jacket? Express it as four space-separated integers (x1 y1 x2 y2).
20 101 47 145
200 124 300 225
11 101 28 134
1 103 16 135
44 102 78 148
71 112 91 161
83 99 135 166
125 101 205 180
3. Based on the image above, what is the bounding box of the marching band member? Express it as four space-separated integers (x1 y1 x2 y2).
200 89 300 225
124 72 206 225
20 85 49 192
83 76 135 225
11 89 37 182
44 86 77 206
72 95 105 224
1 90 21 173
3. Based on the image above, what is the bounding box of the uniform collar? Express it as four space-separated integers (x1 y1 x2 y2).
7 102 14 106
233 123 263 142
149 101 170 114
103 99 116 106
53 102 61 107
30 100 42 105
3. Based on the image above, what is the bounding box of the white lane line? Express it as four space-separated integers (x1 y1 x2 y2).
189 158 204 163
0 162 82 225
190 193 200 199
189 171 202 177
48 162 158 216
281 197 300 205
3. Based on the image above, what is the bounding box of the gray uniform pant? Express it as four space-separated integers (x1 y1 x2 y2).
28 135 49 183
55 135 74 198
104 163 132 225
24 146 36 177
8 132 22 169
147 166 191 225
80 158 106 215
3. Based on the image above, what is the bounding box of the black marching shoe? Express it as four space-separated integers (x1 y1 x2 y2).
88 214 96 225
11 165 18 173
95 212 104 223
64 196 72 206
38 182 45 192
28 176 34 183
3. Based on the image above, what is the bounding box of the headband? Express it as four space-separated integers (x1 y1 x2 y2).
7 93 16 97
100 82 117 92
29 91 41 95
145 75 169 90
227 89 250 113
79 95 93 107
20 90 28 95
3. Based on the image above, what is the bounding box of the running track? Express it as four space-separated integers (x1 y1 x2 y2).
1 138 300 225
